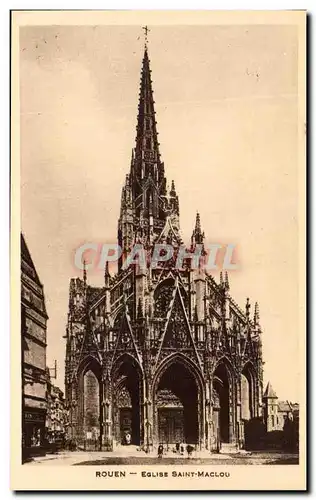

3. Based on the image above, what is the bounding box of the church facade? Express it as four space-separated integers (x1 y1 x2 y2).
64 44 264 453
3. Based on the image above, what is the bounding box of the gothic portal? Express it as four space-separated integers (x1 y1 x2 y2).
64 42 264 452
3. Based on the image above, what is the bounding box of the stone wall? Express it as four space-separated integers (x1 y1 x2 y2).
83 370 100 436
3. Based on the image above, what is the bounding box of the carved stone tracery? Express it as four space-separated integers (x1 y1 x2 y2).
116 386 132 408
156 389 183 408
64 42 264 452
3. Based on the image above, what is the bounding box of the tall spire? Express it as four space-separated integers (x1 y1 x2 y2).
135 44 160 162
127 33 170 235
118 32 179 257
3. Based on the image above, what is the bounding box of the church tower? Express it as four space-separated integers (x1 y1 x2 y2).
118 44 180 272
263 382 279 432
64 33 264 453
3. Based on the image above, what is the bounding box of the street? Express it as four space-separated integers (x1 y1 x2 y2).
24 448 299 466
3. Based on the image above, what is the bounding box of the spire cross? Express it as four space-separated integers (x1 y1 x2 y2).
142 25 150 45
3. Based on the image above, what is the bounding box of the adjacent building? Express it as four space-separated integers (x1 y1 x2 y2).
263 382 299 432
261 382 299 452
21 233 48 457
46 368 67 446
64 44 264 453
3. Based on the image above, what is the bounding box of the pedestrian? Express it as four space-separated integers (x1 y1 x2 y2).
158 444 163 459
186 444 193 458
125 432 131 445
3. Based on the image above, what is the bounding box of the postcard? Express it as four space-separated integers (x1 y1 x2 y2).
11 9 306 491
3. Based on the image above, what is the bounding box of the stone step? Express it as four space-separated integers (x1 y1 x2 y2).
219 442 239 454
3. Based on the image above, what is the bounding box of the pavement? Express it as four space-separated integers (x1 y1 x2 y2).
24 447 299 466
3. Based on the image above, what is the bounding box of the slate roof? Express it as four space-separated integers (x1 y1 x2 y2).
21 232 42 286
278 401 299 413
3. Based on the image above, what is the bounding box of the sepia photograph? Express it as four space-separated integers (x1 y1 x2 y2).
11 9 306 491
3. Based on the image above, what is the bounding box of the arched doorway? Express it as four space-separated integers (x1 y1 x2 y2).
84 370 100 436
112 356 142 446
77 357 102 449
241 363 259 450
213 363 231 444
241 363 255 420
154 359 201 446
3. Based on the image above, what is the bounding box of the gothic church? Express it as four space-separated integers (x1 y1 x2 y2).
64 41 264 452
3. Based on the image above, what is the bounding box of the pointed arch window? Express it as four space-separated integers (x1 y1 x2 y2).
146 137 151 150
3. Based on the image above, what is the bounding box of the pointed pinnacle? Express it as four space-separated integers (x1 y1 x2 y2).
83 259 87 286
246 297 250 318
104 261 110 285
263 381 277 399
195 212 201 232
191 211 204 245
220 271 223 287
254 301 260 325
225 271 230 291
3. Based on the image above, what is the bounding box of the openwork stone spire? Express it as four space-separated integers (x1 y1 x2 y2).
134 45 160 163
